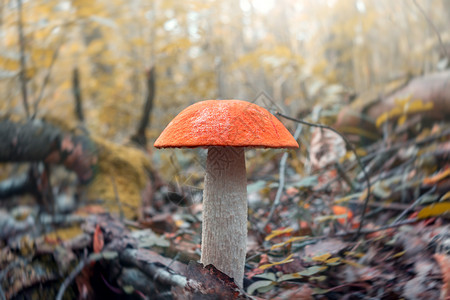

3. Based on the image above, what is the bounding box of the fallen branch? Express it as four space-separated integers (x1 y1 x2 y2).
120 249 188 288
56 252 118 300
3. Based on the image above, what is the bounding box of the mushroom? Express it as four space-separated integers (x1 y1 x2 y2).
154 100 298 287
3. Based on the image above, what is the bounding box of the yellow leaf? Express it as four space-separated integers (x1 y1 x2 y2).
325 257 341 264
392 251 405 258
441 192 450 201
259 254 294 270
397 115 406 127
0 54 20 71
312 253 331 262
334 193 362 204
265 227 293 241
270 236 309 250
417 202 450 219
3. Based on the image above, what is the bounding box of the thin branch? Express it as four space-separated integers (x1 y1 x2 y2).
275 112 371 239
393 186 436 224
264 124 303 228
56 256 91 300
413 0 448 59
120 249 188 288
56 252 116 300
16 0 29 118
299 219 419 243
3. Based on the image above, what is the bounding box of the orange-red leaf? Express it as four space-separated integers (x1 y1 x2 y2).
93 224 104 253
423 168 450 185
332 205 353 225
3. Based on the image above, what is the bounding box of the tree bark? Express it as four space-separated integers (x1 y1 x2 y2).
72 67 84 122
131 66 156 147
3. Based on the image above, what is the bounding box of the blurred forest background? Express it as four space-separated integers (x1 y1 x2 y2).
1 0 449 139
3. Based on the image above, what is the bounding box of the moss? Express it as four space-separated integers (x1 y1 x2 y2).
85 136 153 219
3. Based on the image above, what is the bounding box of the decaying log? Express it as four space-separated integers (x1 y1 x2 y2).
0 118 97 183
335 71 450 135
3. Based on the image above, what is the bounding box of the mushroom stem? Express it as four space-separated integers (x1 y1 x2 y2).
201 146 247 287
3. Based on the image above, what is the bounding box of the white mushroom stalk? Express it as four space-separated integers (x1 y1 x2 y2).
201 146 247 287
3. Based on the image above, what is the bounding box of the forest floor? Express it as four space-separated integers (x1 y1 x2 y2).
0 112 449 300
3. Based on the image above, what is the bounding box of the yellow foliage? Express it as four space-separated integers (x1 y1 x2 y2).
31 47 54 68
233 45 303 71
87 40 106 55
159 38 192 55
0 55 20 71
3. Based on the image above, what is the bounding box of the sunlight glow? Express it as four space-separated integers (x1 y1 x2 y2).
251 0 275 14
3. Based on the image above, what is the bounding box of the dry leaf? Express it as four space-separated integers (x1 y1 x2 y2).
309 128 345 170
93 224 104 253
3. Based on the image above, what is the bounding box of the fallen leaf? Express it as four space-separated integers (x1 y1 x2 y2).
247 280 275 295
423 168 450 185
332 206 353 225
259 254 294 270
93 224 104 253
417 202 450 219
265 227 294 241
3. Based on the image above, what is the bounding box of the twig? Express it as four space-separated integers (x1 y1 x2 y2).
413 0 448 59
305 219 419 243
56 257 91 300
264 124 303 228
16 0 29 118
111 176 124 221
56 252 118 300
275 112 371 239
393 186 437 224
361 128 450 164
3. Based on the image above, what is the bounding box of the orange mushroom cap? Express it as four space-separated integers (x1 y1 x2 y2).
154 100 299 149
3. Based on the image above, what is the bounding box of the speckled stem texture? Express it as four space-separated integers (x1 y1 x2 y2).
201 147 247 287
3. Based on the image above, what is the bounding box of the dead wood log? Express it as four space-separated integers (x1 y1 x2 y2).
335 70 450 136
0 118 97 184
